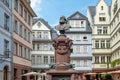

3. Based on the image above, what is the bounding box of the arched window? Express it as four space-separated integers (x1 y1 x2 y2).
3 66 9 80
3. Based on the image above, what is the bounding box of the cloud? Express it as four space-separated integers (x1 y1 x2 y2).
31 0 42 9
31 0 42 17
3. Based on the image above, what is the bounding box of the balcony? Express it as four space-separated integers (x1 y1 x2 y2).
93 48 111 54
74 66 92 71
70 53 92 58
32 64 49 69
0 49 11 63
92 63 110 69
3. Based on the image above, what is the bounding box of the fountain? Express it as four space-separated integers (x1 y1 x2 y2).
46 16 77 80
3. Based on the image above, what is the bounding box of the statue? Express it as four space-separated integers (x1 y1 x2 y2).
52 16 73 64
55 16 71 34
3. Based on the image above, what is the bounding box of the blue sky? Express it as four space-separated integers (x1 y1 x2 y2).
31 0 111 27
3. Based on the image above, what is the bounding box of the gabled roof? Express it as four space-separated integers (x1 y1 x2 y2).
67 11 87 20
32 18 51 30
32 18 58 40
66 11 92 33
87 6 96 18
96 0 109 7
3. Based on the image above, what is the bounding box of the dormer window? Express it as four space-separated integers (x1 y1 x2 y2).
101 6 103 10
81 21 84 27
37 22 41 27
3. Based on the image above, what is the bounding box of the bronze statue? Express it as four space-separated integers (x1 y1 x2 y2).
55 16 71 34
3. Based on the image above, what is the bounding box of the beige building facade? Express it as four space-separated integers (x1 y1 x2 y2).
87 0 120 73
110 0 120 69
87 0 111 72
12 0 36 80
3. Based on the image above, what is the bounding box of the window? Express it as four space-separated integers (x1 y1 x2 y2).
28 15 31 25
37 56 41 64
19 45 22 56
28 32 30 42
14 68 17 80
24 10 27 21
4 39 9 54
101 6 103 10
107 56 111 63
75 21 80 27
37 44 39 50
24 48 27 58
50 56 54 64
32 32 35 38
97 27 102 34
76 60 80 67
84 60 87 67
99 17 106 21
43 32 48 39
76 46 80 53
83 36 87 40
31 55 35 64
19 25 22 36
14 0 18 11
81 21 84 27
28 50 30 60
19 4 23 17
24 29 26 39
33 44 35 50
83 46 87 53
44 56 48 64
14 42 17 55
95 56 99 63
95 41 99 48
70 20 74 27
106 41 110 48
101 56 105 63
103 27 107 34
4 13 9 31
2 0 9 7
37 32 41 38
101 41 105 48
43 45 48 51
14 20 18 33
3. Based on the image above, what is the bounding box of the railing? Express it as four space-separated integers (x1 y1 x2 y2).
0 49 11 62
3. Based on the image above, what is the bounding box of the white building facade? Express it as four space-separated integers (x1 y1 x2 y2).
31 18 57 74
0 0 12 80
66 11 92 72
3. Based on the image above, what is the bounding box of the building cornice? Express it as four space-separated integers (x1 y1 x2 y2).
20 0 37 17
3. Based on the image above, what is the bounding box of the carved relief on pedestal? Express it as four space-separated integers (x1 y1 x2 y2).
52 35 72 64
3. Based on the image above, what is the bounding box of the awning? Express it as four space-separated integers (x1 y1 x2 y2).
108 70 120 74
21 72 41 76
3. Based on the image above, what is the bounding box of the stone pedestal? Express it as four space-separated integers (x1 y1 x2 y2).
47 34 76 80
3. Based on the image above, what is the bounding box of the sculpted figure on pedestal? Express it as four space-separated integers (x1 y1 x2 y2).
55 16 71 34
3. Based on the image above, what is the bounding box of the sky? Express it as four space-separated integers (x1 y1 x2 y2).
31 0 111 27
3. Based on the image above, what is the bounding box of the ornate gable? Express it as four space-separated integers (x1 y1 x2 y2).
68 11 87 20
